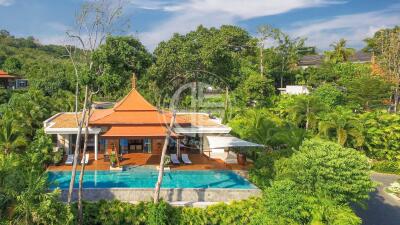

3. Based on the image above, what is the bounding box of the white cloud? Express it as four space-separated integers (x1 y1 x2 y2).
136 0 340 50
287 7 400 50
129 0 182 10
0 0 14 6
163 0 339 19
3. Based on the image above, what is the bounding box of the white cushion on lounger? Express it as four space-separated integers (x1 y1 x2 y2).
81 153 89 164
65 154 74 165
171 154 181 164
181 154 192 164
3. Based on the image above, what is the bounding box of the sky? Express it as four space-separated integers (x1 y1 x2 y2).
0 0 399 52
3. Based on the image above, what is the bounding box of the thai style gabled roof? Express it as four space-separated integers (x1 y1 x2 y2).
113 88 158 111
90 88 173 126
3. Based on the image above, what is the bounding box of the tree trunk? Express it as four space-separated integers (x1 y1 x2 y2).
305 101 310 130
67 86 89 204
153 112 176 203
260 44 264 76
78 92 92 225
394 83 399 113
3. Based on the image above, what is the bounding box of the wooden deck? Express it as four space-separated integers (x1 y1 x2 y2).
47 153 251 171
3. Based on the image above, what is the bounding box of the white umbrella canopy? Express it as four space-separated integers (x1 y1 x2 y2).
206 136 264 149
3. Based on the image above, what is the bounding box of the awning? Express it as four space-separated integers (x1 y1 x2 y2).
206 136 264 149
102 125 177 138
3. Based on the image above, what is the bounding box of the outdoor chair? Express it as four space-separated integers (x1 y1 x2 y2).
181 154 192 164
65 154 74 165
81 153 89 165
171 154 181 165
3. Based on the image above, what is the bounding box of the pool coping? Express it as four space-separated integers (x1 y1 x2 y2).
59 187 262 203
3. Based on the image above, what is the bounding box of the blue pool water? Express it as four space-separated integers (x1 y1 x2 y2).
48 169 256 189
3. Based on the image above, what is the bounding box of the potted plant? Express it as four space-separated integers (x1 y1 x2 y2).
164 155 171 165
235 148 247 165
110 152 117 168
53 148 64 165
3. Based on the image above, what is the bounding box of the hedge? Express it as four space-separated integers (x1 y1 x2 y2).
71 198 264 225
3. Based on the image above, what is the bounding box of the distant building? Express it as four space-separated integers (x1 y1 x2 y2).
0 70 28 89
278 85 310 95
298 51 372 69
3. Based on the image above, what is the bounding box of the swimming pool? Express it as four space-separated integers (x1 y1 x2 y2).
48 169 256 189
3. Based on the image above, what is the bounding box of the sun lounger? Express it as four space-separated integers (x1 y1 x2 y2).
171 154 181 165
81 153 89 165
65 154 74 165
181 154 192 164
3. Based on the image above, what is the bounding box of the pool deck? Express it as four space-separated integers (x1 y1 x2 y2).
48 153 252 171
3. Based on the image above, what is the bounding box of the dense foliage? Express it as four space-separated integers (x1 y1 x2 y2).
71 199 263 225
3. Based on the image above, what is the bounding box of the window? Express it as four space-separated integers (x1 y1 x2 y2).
144 138 152 153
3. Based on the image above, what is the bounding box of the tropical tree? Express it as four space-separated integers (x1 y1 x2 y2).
64 1 126 223
312 83 345 108
147 25 255 102
361 111 400 160
263 179 362 225
257 24 279 77
92 36 153 99
318 107 364 147
324 39 355 64
234 72 275 107
346 75 391 110
2 57 22 74
288 95 327 131
229 109 305 150
369 27 400 113
0 119 26 154
275 139 374 205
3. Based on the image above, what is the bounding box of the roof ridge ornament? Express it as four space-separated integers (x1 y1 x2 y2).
131 73 137 89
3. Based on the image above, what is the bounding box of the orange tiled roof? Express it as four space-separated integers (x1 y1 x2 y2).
101 125 175 137
90 111 170 125
175 114 224 127
48 113 82 128
0 70 15 79
113 89 157 111
90 88 162 125
89 88 190 126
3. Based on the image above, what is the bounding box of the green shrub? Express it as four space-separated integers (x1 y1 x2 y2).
372 161 400 174
147 201 176 225
53 148 63 165
177 207 208 225
249 148 293 189
71 198 264 225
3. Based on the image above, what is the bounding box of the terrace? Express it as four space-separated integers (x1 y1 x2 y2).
47 152 251 172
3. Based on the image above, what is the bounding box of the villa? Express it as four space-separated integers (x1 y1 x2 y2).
44 79 261 171
44 78 263 203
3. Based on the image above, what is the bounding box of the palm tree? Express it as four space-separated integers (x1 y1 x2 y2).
325 39 355 64
0 119 26 154
318 108 364 147
270 123 306 150
247 113 305 150
288 95 327 131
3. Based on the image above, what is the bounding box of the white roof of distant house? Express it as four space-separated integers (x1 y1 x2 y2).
278 85 310 95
